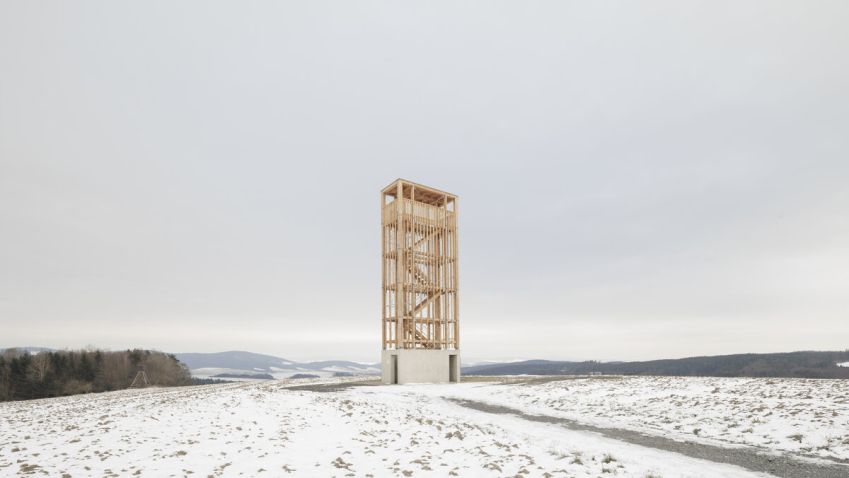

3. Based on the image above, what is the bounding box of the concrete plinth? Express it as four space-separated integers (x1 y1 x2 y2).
381 349 460 384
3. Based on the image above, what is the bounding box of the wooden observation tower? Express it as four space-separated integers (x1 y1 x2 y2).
381 179 460 384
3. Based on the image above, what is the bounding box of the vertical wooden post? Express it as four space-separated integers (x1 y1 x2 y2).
409 192 414 347
395 181 404 349
452 197 459 349
381 192 386 350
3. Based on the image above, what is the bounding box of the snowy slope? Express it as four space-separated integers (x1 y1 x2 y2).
2 377 835 477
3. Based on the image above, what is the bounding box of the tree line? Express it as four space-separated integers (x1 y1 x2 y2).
0 349 192 401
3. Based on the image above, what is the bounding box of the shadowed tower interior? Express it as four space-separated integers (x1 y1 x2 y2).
381 179 460 384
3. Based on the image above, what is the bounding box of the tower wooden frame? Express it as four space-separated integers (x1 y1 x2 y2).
381 179 459 352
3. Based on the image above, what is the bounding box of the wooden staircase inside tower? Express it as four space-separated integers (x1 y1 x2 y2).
405 261 441 348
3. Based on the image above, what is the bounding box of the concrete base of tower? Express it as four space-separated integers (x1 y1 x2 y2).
381 349 460 384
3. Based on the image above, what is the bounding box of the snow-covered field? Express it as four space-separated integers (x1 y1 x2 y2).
1 376 846 477
438 376 849 461
190 364 380 381
189 367 346 381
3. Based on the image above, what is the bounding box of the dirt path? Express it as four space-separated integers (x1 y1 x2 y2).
448 398 849 478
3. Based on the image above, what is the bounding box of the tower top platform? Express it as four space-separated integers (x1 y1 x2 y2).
382 178 457 206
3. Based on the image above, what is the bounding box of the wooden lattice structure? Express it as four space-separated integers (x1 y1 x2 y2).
381 179 459 351
129 366 150 388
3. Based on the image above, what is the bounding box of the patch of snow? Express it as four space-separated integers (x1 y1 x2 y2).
190 367 250 377
837 362 849 368
463 358 531 367
269 366 298 372
191 367 288 381
320 365 380 373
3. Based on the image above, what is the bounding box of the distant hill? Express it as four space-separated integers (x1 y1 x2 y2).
212 372 274 380
0 347 55 354
12 348 847 380
173 351 380 379
462 351 849 379
174 351 297 371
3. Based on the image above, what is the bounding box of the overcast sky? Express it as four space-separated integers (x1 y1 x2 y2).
1 2 847 362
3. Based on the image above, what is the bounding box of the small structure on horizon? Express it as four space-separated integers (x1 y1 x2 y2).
129 365 150 388
380 179 460 384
